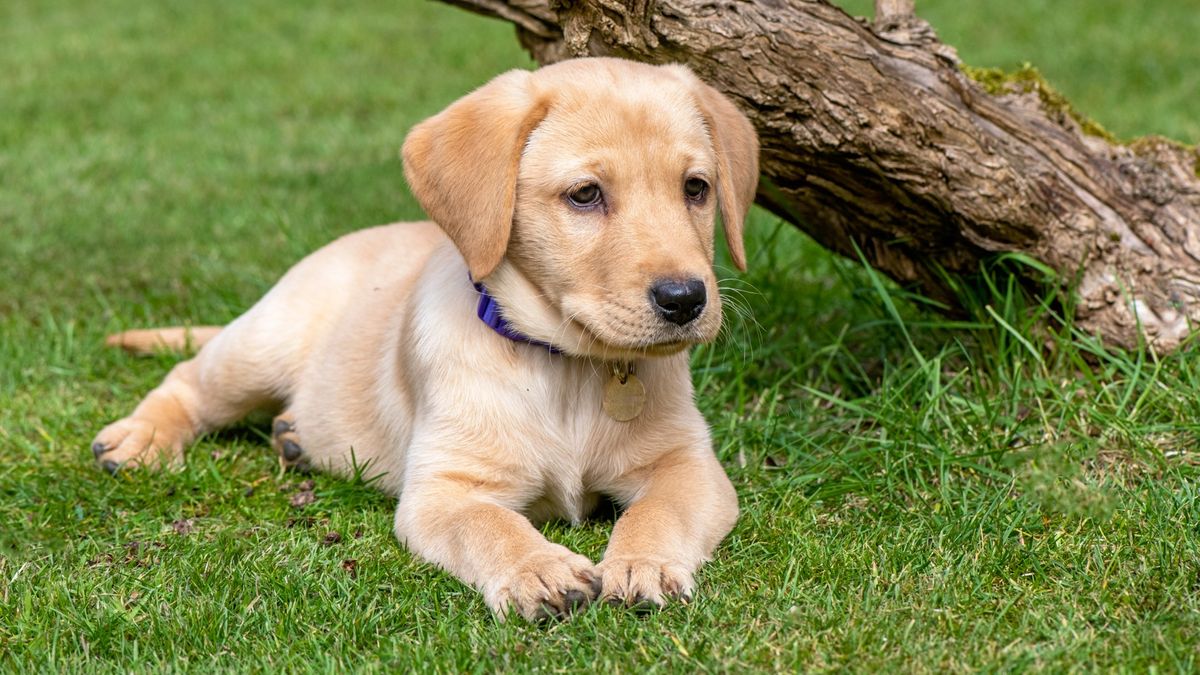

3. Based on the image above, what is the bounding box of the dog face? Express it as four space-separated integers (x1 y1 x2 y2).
403 58 759 360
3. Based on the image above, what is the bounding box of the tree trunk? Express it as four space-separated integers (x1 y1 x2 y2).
438 0 1200 351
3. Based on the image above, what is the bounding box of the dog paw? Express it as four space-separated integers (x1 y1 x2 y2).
595 555 694 610
271 412 309 471
485 545 600 621
91 417 184 473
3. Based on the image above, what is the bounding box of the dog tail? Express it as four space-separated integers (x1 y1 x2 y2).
104 326 223 355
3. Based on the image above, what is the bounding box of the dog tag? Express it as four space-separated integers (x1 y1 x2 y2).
603 365 645 422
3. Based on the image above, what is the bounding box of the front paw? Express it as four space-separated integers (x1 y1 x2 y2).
595 555 694 610
484 545 600 621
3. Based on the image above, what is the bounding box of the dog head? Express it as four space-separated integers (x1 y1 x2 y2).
402 58 758 361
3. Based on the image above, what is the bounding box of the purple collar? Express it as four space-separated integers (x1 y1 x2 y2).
474 281 561 354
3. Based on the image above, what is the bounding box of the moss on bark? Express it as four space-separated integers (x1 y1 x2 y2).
960 63 1117 143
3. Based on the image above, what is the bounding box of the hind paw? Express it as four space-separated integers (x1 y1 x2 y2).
91 417 185 473
272 412 309 471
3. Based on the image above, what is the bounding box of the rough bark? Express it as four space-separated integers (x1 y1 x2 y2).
440 0 1200 351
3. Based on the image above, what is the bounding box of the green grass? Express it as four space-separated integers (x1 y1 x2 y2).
2 0 1198 671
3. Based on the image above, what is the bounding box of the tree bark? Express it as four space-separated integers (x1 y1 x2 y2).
439 0 1200 351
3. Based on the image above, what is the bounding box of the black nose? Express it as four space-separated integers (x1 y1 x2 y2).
650 278 707 326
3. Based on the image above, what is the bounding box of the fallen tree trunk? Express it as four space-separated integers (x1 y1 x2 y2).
438 0 1200 351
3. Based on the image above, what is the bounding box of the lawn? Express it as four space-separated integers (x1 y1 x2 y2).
2 0 1198 671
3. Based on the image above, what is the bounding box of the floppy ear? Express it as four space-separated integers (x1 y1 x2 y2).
688 77 760 272
402 69 548 280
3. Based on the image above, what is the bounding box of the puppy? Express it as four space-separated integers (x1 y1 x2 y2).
92 57 759 620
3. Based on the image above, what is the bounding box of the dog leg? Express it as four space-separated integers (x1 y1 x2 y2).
596 448 738 609
92 358 210 472
92 324 283 473
395 478 600 621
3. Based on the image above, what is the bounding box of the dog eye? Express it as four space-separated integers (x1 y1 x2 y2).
684 177 708 202
567 184 603 208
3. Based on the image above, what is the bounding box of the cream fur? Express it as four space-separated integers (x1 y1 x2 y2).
93 57 759 621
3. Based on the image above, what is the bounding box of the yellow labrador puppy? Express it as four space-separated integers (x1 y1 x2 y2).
93 57 759 620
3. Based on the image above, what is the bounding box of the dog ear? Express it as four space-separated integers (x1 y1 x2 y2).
402 70 548 280
687 76 760 272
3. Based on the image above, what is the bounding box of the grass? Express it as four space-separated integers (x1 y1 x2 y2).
2 0 1198 671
